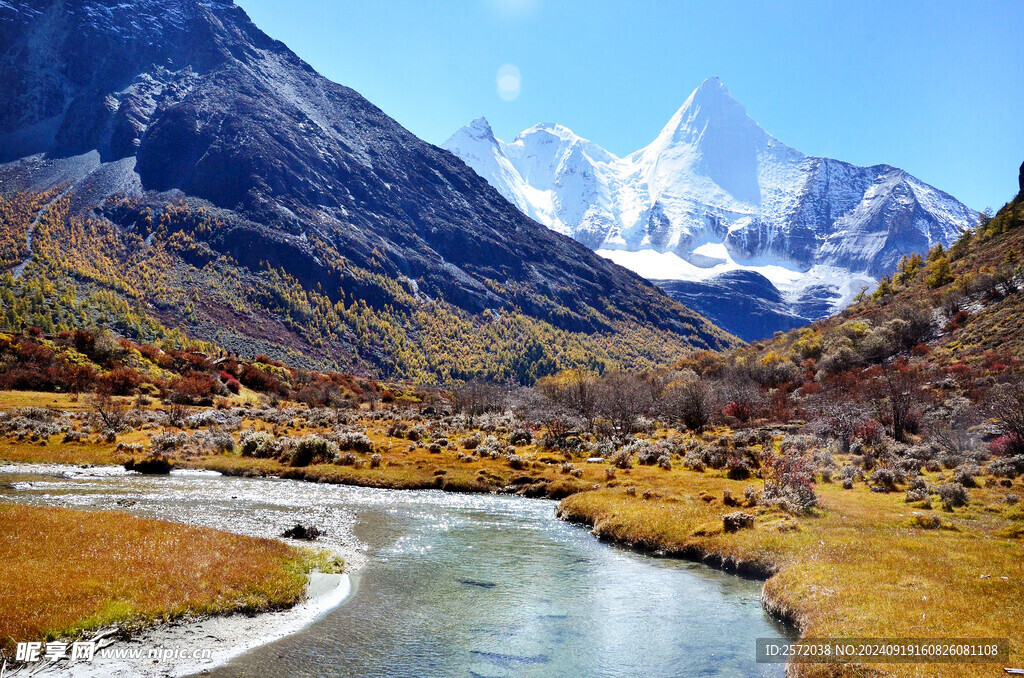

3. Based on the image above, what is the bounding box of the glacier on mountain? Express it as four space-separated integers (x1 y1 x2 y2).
443 77 979 340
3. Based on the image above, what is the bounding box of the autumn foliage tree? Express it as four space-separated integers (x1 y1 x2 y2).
990 378 1024 455
865 358 926 443
662 378 716 433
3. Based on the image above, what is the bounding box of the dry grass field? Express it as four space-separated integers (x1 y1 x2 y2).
0 503 324 655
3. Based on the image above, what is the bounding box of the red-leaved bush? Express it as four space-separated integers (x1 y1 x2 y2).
169 371 221 403
722 401 752 422
944 310 970 333
239 364 283 394
760 448 817 513
856 419 884 446
991 434 1024 457
99 366 144 396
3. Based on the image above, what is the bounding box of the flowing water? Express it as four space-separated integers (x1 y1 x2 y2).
0 465 792 677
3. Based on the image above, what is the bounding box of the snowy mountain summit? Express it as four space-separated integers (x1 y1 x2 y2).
444 77 979 340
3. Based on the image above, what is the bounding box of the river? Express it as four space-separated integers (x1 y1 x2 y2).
0 464 792 677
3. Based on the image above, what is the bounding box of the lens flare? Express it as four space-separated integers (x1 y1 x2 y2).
496 64 521 101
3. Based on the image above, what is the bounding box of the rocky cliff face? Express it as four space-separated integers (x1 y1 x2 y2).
444 78 979 339
654 272 807 343
0 0 732 376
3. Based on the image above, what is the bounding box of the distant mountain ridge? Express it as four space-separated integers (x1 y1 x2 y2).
0 0 733 382
444 77 979 340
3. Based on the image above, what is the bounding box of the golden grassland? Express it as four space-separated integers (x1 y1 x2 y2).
0 438 126 466
559 478 1024 677
2 391 1024 675
0 503 327 655
0 390 94 412
179 423 594 498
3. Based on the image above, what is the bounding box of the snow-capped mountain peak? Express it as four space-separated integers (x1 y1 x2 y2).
443 78 979 340
637 76 780 206
654 76 765 148
444 116 618 237
464 116 497 140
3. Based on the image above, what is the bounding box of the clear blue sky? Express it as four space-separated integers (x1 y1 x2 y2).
236 0 1022 211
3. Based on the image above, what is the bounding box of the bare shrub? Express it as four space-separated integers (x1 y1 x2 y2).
807 398 868 453
937 482 969 510
905 489 929 503
726 456 752 480
609 448 634 469
989 456 1024 478
839 465 859 486
927 396 981 455
239 429 279 458
744 485 761 506
194 427 235 454
595 372 654 436
663 379 716 432
184 409 242 430
150 431 188 453
509 429 532 446
630 440 659 466
761 448 818 514
86 392 129 433
953 465 979 488
723 512 755 533
287 435 339 467
870 467 901 491
453 380 506 425
990 381 1024 456
386 421 408 438
336 431 374 453
864 358 926 443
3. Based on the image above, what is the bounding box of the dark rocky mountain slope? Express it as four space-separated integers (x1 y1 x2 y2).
0 0 733 382
655 271 808 342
